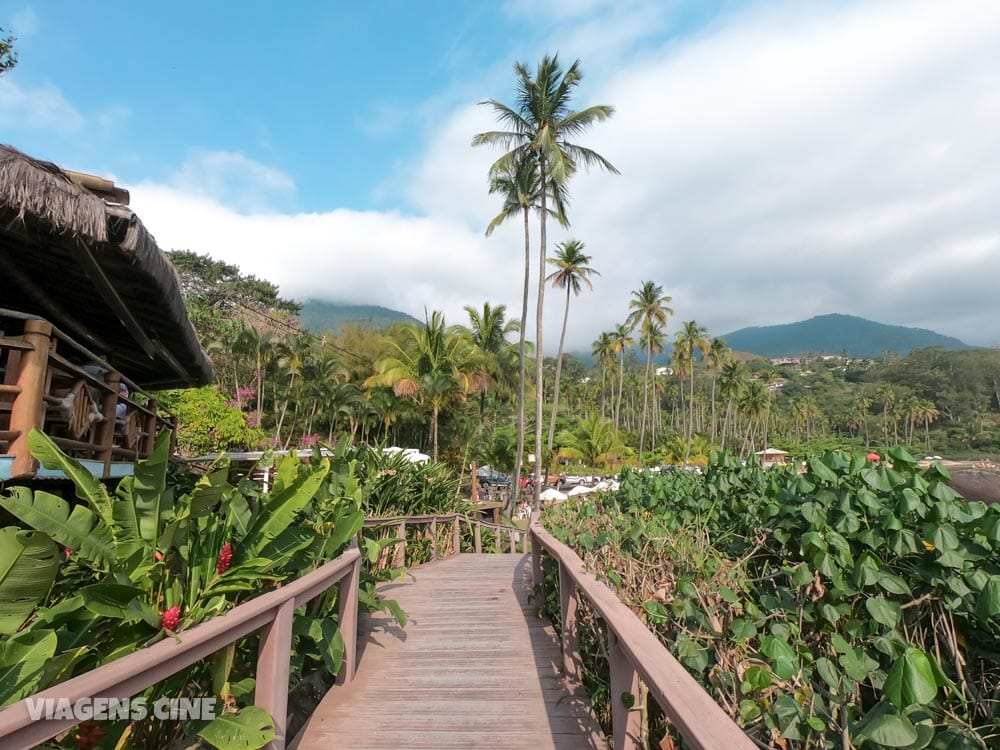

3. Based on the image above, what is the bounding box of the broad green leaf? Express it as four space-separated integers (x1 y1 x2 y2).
0 488 114 570
976 576 1000 619
0 628 57 707
0 527 60 634
853 702 919 747
760 636 798 681
80 583 146 620
838 643 878 683
197 705 275 750
27 429 114 526
878 572 910 595
120 431 172 545
866 595 902 628
731 618 757 641
742 665 772 693
883 648 938 709
808 457 838 484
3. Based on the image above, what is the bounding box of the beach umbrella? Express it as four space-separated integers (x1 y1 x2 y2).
540 488 568 502
568 485 597 496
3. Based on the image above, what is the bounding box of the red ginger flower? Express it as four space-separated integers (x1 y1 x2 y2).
161 605 181 631
217 542 233 574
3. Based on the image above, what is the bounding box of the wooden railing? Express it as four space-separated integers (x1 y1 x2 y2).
0 311 173 478
530 524 756 750
364 512 529 566
0 546 362 750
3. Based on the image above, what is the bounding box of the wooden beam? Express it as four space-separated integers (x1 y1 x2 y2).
75 242 156 359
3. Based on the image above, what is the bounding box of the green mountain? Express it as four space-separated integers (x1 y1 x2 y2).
721 314 969 358
299 300 419 333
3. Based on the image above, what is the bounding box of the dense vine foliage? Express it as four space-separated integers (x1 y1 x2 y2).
544 451 1000 748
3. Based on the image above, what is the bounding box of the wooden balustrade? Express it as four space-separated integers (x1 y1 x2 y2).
530 524 756 750
363 512 529 560
0 546 361 750
0 312 173 478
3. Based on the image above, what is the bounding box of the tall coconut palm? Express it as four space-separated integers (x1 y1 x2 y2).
365 311 488 460
610 323 635 430
626 281 674 465
705 337 730 440
465 302 519 417
876 384 896 445
484 157 567 508
545 240 599 451
673 321 709 463
474 54 618 509
591 331 615 418
719 359 748 451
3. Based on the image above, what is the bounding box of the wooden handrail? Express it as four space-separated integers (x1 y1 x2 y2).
530 524 756 750
364 513 529 557
0 546 362 750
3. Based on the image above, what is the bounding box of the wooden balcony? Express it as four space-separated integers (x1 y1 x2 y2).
0 311 174 481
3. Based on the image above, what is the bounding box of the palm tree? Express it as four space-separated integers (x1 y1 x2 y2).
876 384 896 445
853 395 873 445
674 322 711 463
705 338 730 440
474 54 618 509
365 311 488 460
610 323 635 430
555 414 628 469
626 281 674 464
484 158 567 507
465 302 519 416
545 240 599 451
719 359 748 451
918 399 940 453
640 323 667 449
591 331 616 418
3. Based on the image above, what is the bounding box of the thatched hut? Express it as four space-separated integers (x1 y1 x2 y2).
0 144 213 479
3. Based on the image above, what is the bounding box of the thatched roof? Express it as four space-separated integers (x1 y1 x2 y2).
0 144 213 388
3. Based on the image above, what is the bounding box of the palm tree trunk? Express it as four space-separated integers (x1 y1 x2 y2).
685 364 696 464
638 341 651 466
532 157 547 513
511 205 530 515
431 402 439 460
616 353 625 429
547 286 571 451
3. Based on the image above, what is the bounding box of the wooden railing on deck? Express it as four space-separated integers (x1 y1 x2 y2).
364 512 529 564
530 524 756 750
0 546 362 750
0 311 173 478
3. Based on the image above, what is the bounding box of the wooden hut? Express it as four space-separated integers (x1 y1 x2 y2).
0 144 213 480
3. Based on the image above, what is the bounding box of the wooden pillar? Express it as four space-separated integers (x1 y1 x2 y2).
470 460 478 503
8 320 52 478
494 525 501 553
96 372 120 477
474 521 482 554
452 517 460 555
429 519 437 559
336 556 361 686
559 564 581 684
255 599 295 750
609 630 642 750
141 397 158 455
509 529 517 554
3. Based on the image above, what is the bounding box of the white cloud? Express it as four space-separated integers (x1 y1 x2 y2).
11 7 39 37
168 151 297 213
129 0 1000 352
0 79 84 133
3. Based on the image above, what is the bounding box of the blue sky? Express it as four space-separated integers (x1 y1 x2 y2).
2 0 999 349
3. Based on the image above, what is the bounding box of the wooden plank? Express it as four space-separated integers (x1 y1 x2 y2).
296 554 606 750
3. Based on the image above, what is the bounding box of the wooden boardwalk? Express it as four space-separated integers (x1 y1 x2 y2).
296 553 606 749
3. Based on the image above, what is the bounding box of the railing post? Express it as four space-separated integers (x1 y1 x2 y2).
96 371 120 477
609 630 642 750
508 528 517 554
8 319 51 478
336 555 361 687
393 521 406 568
452 517 460 555
559 563 581 684
474 521 482 554
531 530 543 602
429 519 437 558
495 524 501 553
141 397 157 456
254 599 295 750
